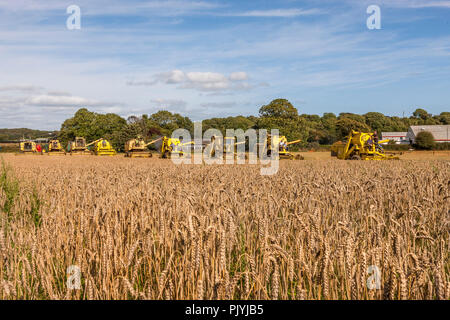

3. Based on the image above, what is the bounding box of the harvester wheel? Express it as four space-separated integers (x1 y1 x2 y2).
331 150 337 157
350 155 361 160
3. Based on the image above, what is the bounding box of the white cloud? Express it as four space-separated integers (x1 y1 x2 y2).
130 70 257 92
182 81 230 91
186 71 227 83
23 93 125 110
229 72 248 81
0 96 26 107
150 98 187 109
0 87 128 129
164 70 188 84
0 85 43 92
127 70 257 91
25 94 97 107
46 91 72 97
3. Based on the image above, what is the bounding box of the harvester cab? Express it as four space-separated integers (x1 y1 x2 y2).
330 130 399 160
87 138 116 156
47 140 66 155
67 137 91 155
19 140 37 154
263 135 303 160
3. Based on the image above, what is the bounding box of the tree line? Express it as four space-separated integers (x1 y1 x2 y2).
0 128 57 142
57 99 449 151
1 99 445 151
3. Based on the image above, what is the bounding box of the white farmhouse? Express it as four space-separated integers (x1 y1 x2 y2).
381 132 408 144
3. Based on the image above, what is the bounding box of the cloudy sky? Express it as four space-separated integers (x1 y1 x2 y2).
0 0 449 130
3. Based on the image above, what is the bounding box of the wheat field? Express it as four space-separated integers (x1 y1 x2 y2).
0 154 448 300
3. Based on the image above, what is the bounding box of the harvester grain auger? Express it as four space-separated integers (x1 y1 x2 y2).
124 136 162 158
330 130 399 160
160 136 193 159
67 137 91 155
19 140 37 154
86 138 116 156
262 135 303 160
47 139 66 155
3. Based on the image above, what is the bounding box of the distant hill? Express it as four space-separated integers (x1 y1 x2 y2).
0 128 58 142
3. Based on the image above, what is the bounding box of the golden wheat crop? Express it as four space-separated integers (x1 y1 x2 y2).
0 154 448 300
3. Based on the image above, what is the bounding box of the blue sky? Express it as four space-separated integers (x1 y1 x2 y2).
0 0 449 130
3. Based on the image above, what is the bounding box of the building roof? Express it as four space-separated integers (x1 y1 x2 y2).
409 125 450 141
381 132 407 137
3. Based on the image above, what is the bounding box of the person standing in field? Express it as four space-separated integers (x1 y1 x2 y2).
373 131 382 152
373 131 379 144
36 144 42 153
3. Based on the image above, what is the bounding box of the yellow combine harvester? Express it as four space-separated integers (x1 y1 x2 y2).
88 138 116 156
124 136 161 158
331 130 399 160
47 140 66 155
207 136 247 159
19 140 37 154
264 135 303 160
160 136 193 159
67 137 91 155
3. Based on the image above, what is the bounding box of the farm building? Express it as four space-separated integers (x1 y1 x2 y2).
381 132 408 144
406 125 450 144
34 138 50 144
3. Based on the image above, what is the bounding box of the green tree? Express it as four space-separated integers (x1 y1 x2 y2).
338 113 366 123
413 108 431 121
437 112 450 125
335 118 371 140
300 114 326 143
320 113 338 144
58 108 127 150
150 110 193 135
256 99 307 145
364 112 392 132
259 99 298 119
126 115 163 138
203 116 255 135
414 131 436 150
389 116 409 132
59 108 97 145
